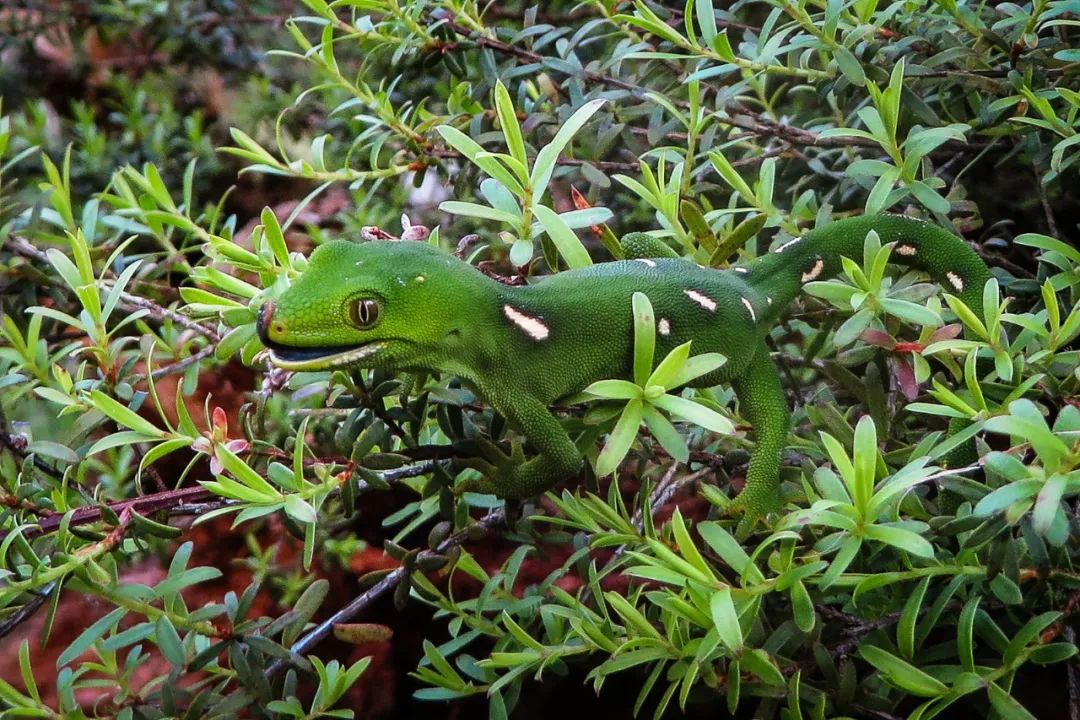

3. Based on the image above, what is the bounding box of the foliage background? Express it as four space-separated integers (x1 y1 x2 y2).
1 0 1079 718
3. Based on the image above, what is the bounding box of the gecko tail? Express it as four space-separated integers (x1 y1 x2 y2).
748 215 991 322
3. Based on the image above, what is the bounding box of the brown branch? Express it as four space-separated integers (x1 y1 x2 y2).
440 19 649 98
264 509 506 678
721 111 993 154
114 290 221 343
0 486 216 542
437 19 997 156
146 343 219 381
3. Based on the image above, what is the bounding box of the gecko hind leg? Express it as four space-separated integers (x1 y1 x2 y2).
728 343 790 532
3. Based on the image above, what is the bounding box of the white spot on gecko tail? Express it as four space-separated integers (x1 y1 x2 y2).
766 296 773 305
658 318 671 336
896 244 917 256
684 289 717 311
503 305 550 340
734 267 749 274
801 258 824 282
741 297 757 322
775 237 801 253
634 258 657 267
946 272 965 291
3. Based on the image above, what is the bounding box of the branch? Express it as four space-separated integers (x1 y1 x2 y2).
4 235 221 343
437 19 996 156
0 486 217 542
0 581 55 641
264 509 506 678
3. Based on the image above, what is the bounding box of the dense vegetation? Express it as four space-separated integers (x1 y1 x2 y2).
1 0 1079 717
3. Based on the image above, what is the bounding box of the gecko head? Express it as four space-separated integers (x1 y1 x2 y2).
257 240 463 371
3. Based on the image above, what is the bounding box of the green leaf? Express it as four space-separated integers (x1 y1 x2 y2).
89 390 165 438
216 324 257 361
534 205 592 269
908 181 951 215
493 81 527 168
583 379 642 400
25 441 79 464
707 151 755 199
284 495 318 524
742 648 784 685
595 400 644 476
880 298 943 327
834 48 865 84
261 207 290 267
530 98 607 195
643 405 689 463
1014 233 1080 263
652 394 734 434
859 645 947 697
804 280 860 305
665 352 726 390
647 341 692 390
669 509 713 579
1033 473 1067 535
863 524 934 558
632 292 656 386
436 126 524 195
214 444 281 499
984 452 1031 482
87 431 151 456
835 308 873 346
709 587 743 653
987 683 1038 720
985 412 1068 471
851 415 877 513
57 608 126 667
897 576 930 659
866 168 900 214
439 201 520 225
155 616 185 666
790 579 815 632
283 579 329 647
697 522 758 578
695 0 718 42
990 574 1023 605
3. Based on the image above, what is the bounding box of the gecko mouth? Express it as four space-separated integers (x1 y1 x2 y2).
257 303 384 370
265 342 385 370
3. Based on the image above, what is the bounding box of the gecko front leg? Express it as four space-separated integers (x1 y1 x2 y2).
456 390 584 499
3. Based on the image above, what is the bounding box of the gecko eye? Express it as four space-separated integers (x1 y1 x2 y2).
349 298 381 329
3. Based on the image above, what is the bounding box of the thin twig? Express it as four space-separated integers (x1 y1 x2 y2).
264 509 506 678
114 290 221 342
1066 626 1080 720
437 21 996 156
0 581 55 642
1036 168 1060 239
144 344 218 381
0 403 65 481
4 235 221 343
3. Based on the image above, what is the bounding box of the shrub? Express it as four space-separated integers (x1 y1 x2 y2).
1 0 1079 718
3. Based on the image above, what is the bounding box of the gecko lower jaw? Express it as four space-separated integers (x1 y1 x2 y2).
266 342 385 370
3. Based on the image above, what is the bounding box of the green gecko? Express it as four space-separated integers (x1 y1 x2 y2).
257 214 991 519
